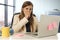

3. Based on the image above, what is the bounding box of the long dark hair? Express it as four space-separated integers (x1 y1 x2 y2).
19 1 34 32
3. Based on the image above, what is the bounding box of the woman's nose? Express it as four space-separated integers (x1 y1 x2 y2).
27 10 30 12
28 9 30 11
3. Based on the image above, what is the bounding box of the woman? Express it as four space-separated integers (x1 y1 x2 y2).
12 1 38 33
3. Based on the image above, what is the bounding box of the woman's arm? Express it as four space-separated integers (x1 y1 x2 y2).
12 15 28 33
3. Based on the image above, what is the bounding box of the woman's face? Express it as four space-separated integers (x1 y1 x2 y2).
23 5 33 15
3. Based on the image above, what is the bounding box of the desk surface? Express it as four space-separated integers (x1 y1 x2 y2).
0 33 60 40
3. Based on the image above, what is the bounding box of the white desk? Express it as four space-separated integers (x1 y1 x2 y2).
0 33 60 40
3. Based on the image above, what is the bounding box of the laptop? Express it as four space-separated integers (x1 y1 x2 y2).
26 15 60 38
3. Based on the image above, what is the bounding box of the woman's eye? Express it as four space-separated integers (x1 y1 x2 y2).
26 8 32 11
30 8 32 10
26 8 28 10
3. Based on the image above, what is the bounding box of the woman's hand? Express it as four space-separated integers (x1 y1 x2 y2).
24 12 31 19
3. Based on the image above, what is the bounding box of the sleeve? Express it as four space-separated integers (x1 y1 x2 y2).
12 15 28 33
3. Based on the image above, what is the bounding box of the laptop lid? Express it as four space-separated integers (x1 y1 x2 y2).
38 15 60 37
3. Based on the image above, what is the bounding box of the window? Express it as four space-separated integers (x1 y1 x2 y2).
0 0 15 27
0 0 4 4
0 5 4 27
8 0 13 6
8 6 13 26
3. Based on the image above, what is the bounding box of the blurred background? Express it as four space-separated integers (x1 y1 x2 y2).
0 0 60 27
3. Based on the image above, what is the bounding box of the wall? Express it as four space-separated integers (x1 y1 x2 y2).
15 0 60 21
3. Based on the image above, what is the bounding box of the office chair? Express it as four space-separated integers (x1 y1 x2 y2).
10 12 36 34
58 22 60 32
10 12 36 28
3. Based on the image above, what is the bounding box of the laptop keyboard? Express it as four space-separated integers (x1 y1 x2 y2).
33 34 38 35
